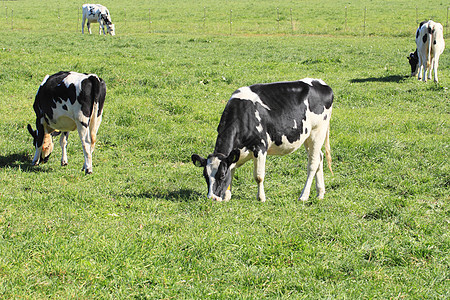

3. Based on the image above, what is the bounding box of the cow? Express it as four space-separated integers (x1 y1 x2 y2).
192 78 334 202
27 71 106 174
408 20 445 82
81 4 115 36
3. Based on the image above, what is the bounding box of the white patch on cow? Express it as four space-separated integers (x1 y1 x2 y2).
261 139 266 147
255 110 261 122
293 120 297 129
256 124 263 132
267 134 305 156
300 78 327 86
62 72 91 97
233 87 271 111
47 100 84 131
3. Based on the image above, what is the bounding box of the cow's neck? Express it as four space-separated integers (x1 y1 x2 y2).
213 128 239 156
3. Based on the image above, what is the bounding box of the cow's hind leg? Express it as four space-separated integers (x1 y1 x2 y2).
60 132 69 166
299 128 327 201
432 56 440 82
87 21 92 34
77 123 93 174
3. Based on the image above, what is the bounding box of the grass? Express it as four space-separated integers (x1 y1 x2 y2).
0 0 449 298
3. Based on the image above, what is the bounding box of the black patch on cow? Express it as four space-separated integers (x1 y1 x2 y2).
304 128 308 135
62 104 68 111
80 121 89 127
324 114 327 120
214 80 333 155
434 40 436 45
422 34 427 43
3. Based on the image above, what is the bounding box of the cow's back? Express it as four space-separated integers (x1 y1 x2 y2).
216 79 333 156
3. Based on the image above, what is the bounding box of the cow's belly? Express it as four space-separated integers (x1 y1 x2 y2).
267 134 306 156
48 116 77 132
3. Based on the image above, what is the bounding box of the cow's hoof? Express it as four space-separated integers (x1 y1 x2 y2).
61 162 68 166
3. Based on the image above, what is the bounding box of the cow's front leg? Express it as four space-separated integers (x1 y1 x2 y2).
81 17 86 34
224 168 235 202
77 123 93 174
31 147 42 166
60 132 69 166
99 21 106 35
253 151 267 202
421 62 428 82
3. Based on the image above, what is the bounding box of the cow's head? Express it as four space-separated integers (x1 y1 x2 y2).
407 50 419 76
191 150 240 201
27 124 54 165
107 23 115 36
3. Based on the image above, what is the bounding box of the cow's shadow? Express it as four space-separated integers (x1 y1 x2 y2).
0 152 42 172
125 189 203 203
350 75 409 83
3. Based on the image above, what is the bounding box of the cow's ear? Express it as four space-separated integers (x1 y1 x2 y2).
191 154 206 167
27 124 36 138
226 149 240 165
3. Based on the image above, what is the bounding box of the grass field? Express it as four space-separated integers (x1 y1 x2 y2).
0 0 449 298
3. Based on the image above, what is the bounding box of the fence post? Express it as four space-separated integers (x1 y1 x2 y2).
230 10 232 35
363 7 366 36
149 9 151 33
203 7 206 32
276 7 279 32
415 6 418 24
344 6 347 31
447 6 449 36
290 8 293 34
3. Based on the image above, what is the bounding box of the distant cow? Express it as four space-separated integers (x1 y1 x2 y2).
82 4 115 36
192 79 333 202
408 20 445 82
27 71 106 174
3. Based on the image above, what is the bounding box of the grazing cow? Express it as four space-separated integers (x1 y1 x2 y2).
82 4 115 36
192 79 334 202
27 71 106 174
408 20 445 82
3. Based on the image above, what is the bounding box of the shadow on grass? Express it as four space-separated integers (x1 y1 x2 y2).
350 75 409 83
0 152 39 172
124 189 204 202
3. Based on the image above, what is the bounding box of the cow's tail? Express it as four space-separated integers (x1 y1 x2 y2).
88 76 106 152
325 122 333 175
426 27 433 70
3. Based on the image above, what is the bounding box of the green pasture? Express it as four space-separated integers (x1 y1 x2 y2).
0 0 449 298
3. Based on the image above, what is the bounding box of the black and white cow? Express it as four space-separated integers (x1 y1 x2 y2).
408 20 445 82
27 71 106 174
192 79 333 202
82 4 115 36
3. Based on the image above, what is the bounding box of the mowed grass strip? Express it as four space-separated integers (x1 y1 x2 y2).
0 0 449 298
